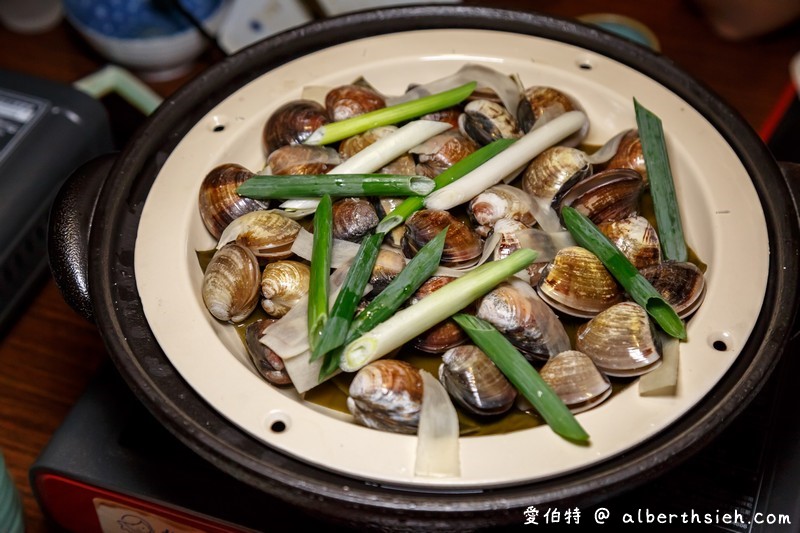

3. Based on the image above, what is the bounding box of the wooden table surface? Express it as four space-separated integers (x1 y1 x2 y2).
0 1 798 531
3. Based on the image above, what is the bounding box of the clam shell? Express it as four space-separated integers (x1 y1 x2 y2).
517 86 588 147
347 360 423 434
198 163 270 239
260 260 310 317
521 146 592 205
420 106 462 129
262 99 329 153
217 211 301 260
537 246 624 317
325 84 386 121
368 249 406 296
640 261 706 319
576 302 662 377
408 276 468 353
540 350 612 413
402 209 482 269
266 144 341 175
557 168 644 225
202 242 260 323
245 319 291 385
476 279 571 361
603 129 647 184
469 184 536 232
332 197 379 242
439 345 517 416
598 216 661 269
411 130 478 178
458 99 522 145
338 126 397 159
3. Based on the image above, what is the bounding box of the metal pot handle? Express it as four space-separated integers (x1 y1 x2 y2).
48 153 117 323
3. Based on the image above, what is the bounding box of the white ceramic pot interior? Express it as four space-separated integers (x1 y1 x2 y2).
135 29 769 488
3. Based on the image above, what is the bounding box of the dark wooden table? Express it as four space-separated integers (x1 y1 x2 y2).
0 1 798 531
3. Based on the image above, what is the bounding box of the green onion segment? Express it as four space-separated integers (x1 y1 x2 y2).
307 194 333 354
304 82 477 145
376 138 516 233
311 232 385 364
453 314 589 442
561 206 686 339
340 248 538 372
238 174 435 199
634 98 687 262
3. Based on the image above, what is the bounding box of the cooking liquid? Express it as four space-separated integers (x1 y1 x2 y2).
197 169 702 438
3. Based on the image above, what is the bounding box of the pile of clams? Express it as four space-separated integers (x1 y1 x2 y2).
197 68 706 436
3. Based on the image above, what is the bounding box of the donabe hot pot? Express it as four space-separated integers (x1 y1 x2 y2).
49 6 800 531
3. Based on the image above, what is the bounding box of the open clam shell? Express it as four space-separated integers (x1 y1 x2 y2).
557 167 644 225
640 261 707 319
260 260 310 318
201 242 261 323
598 215 661 270
198 163 270 240
217 211 301 260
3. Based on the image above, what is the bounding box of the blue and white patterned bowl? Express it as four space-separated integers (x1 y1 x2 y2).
63 0 226 80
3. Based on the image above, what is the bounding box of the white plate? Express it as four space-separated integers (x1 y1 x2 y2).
135 29 768 488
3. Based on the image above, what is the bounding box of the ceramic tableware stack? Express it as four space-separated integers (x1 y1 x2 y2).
0 449 24 533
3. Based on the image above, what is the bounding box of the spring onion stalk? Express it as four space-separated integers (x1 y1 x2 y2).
340 248 538 372
424 111 587 211
634 99 687 262
415 369 460 477
451 314 589 442
311 232 385 362
376 138 516 233
561 206 686 339
238 174 435 199
308 195 333 354
347 228 447 342
305 82 477 145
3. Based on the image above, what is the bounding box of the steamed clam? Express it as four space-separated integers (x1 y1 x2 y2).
598 216 661 269
408 276 469 354
459 99 523 145
332 198 379 242
260 260 310 317
475 279 571 361
469 184 536 235
539 350 611 413
411 129 478 178
217 211 301 260
202 242 260 323
325 84 386 121
245 319 291 385
576 302 662 377
402 209 483 269
517 86 588 146
556 168 644 225
602 129 647 183
266 144 341 175
521 146 592 207
198 163 270 240
347 359 423 434
537 246 624 317
640 261 706 319
262 99 329 153
439 345 517 416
